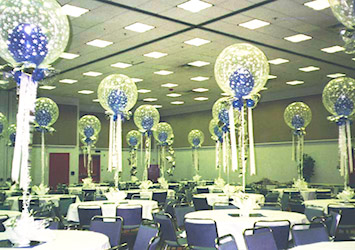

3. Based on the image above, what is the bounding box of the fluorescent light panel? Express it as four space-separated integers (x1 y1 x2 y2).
144 52 167 58
39 86 56 90
299 66 320 72
239 19 270 30
153 105 162 108
268 75 277 79
154 70 173 75
286 80 304 85
284 34 312 43
192 87 209 92
83 71 102 77
137 89 151 93
111 62 132 68
304 0 330 11
177 0 212 13
188 61 210 67
321 46 345 53
61 4 89 17
131 78 143 82
171 101 184 105
60 52 79 59
59 79 77 84
221 93 230 96
143 98 157 102
184 38 211 46
167 93 181 97
191 76 209 81
78 90 94 94
161 83 178 88
92 99 100 103
86 39 113 48
268 58 289 65
194 97 208 101
327 73 346 78
124 22 155 33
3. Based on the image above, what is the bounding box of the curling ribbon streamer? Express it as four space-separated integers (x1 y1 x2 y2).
140 133 144 171
346 120 353 173
143 133 151 181
229 106 238 172
292 133 295 161
116 115 122 172
223 133 227 173
240 107 246 192
193 148 199 174
161 146 165 178
41 131 45 184
248 107 256 176
215 141 219 170
339 125 347 179
108 115 114 172
87 144 92 177
12 73 38 189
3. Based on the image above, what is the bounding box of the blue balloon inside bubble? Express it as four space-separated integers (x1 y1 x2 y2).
158 132 168 142
108 90 128 114
129 136 138 146
84 126 94 138
7 23 48 66
35 109 52 127
291 114 305 129
0 123 3 134
213 126 223 138
192 137 200 147
142 116 154 131
229 68 254 98
334 95 354 116
218 108 229 125
10 133 16 144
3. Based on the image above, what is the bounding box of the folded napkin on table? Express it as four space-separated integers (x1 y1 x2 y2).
104 188 127 201
337 187 354 202
292 178 308 190
32 184 49 196
82 177 96 189
232 193 260 217
139 180 153 190
158 177 168 190
214 178 225 189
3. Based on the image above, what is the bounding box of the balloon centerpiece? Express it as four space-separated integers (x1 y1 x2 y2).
126 130 141 182
34 97 58 186
134 105 160 181
284 102 312 181
78 115 101 180
214 43 269 191
153 122 173 180
98 74 137 188
322 77 355 188
188 130 204 179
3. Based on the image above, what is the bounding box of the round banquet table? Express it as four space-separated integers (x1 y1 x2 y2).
125 189 175 200
194 193 265 207
272 188 331 201
0 230 110 250
291 241 355 249
185 209 308 250
67 199 158 222
303 199 355 214
0 210 21 218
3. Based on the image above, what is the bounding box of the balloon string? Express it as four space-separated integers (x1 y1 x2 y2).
143 133 150 181
41 131 45 185
292 133 295 161
241 106 246 192
161 146 165 178
114 115 122 188
140 133 144 173
346 120 353 174
223 132 227 173
248 107 256 176
339 125 347 181
108 116 114 172
229 106 238 172
300 135 304 180
215 141 219 170
87 144 92 178
194 148 199 174
226 133 230 184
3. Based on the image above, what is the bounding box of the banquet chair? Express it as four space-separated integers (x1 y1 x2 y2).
152 212 187 248
254 220 290 250
304 207 324 221
196 187 209 194
173 203 195 229
90 216 123 248
0 215 9 232
260 203 282 211
243 227 277 250
327 204 355 239
291 222 329 246
215 234 238 250
311 211 341 240
147 236 161 250
126 192 139 200
315 190 332 199
116 204 142 230
58 197 76 217
192 197 212 211
185 217 218 249
82 189 96 201
152 191 168 207
264 192 279 203
77 205 102 229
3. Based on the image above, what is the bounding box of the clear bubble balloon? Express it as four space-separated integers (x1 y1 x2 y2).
322 77 355 117
209 118 223 141
0 112 8 137
34 97 59 128
133 105 160 132
188 129 204 148
153 122 173 145
329 0 355 30
98 74 138 116
284 102 312 130
214 43 269 97
78 115 101 141
0 0 69 68
80 136 98 147
126 130 141 147
8 124 16 145
212 97 240 126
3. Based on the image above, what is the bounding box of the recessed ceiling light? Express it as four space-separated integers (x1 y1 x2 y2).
138 89 151 94
188 61 210 67
61 4 89 17
191 76 209 81
261 87 268 91
284 34 312 43
161 83 178 88
239 19 270 30
167 93 182 98
144 52 168 59
131 78 143 82
59 79 77 84
184 38 211 46
268 58 289 65
86 39 113 48
286 80 304 86
304 0 330 11
171 101 184 105
93 99 100 103
78 90 94 95
299 66 320 72
192 88 209 92
153 105 162 108
124 22 155 33
221 92 230 96
60 52 80 59
111 62 132 68
39 86 56 90
177 0 212 13
327 73 346 78
268 75 277 79
321 46 345 53
194 97 208 101
154 70 173 75
83 71 102 77
143 98 157 102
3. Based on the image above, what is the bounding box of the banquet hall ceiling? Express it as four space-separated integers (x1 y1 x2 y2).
10 0 355 116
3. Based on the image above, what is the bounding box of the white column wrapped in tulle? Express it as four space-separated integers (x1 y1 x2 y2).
248 108 256 176
107 114 122 188
87 144 92 178
339 123 352 188
41 131 45 185
240 107 246 192
216 141 222 178
143 133 151 181
229 106 238 173
161 146 165 178
193 148 199 175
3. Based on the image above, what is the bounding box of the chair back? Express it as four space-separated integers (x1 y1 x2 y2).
152 212 178 242
264 192 279 203
152 191 167 206
58 197 76 217
82 189 96 201
192 197 211 211
133 220 160 250
173 203 195 228
116 204 142 229
315 190 332 199
304 207 324 221
77 205 102 228
18 198 40 212
260 203 282 211
328 204 355 226
196 187 209 194
215 234 238 250
0 215 9 232
126 192 139 199
90 216 123 247
291 223 330 246
243 227 277 250
185 218 218 248
254 220 290 250
148 236 160 250
328 211 341 238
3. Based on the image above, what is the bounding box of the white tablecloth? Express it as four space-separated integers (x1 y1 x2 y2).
68 186 110 195
0 210 21 218
0 230 110 250
67 199 158 222
185 209 307 250
125 189 175 200
291 241 355 250
5 195 77 211
303 199 355 214
194 193 265 207
272 188 331 201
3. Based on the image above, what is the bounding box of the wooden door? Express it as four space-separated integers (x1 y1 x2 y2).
148 164 160 183
79 154 100 183
49 153 69 190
